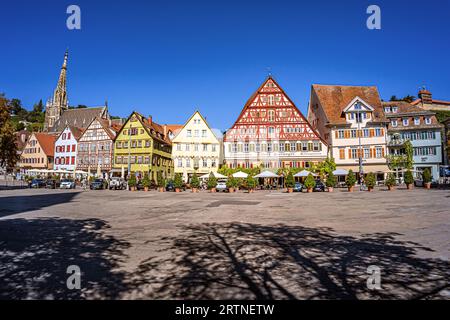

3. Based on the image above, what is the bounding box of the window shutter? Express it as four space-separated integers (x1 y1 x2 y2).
381 148 385 157
348 149 352 159
335 131 338 139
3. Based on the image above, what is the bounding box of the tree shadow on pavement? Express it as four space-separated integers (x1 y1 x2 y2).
0 218 130 299
0 192 80 218
129 223 450 300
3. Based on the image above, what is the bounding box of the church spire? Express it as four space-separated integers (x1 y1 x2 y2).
44 50 69 132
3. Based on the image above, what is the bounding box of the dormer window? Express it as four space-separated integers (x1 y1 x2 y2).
425 117 432 125
403 118 409 126
392 107 398 113
384 107 391 113
391 120 398 127
414 117 420 125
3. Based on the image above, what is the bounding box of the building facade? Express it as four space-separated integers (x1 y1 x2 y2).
444 118 450 166
224 76 327 171
172 111 222 182
54 126 83 171
308 85 389 179
113 112 173 181
383 101 443 181
412 88 450 112
77 117 118 177
19 133 56 173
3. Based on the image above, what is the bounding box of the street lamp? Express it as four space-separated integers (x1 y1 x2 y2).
354 106 365 190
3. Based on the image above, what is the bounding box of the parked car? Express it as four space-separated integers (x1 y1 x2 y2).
60 179 76 189
216 182 228 192
45 179 59 189
165 181 186 192
90 179 106 190
293 182 303 192
109 177 127 190
30 179 46 188
313 180 326 192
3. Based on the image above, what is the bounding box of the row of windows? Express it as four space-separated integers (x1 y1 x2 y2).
175 143 218 152
176 158 217 168
78 143 111 152
56 145 76 153
335 128 384 139
21 157 45 164
23 147 41 154
228 141 322 153
227 161 315 169
393 131 437 141
414 147 437 156
346 112 371 122
391 117 432 127
115 156 151 164
61 132 72 140
55 157 75 165
78 157 111 165
116 140 151 149
232 126 305 135
186 129 208 138
338 147 385 160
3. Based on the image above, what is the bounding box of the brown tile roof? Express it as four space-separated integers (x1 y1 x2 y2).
68 126 85 140
129 112 171 145
34 133 56 157
312 84 387 125
382 101 443 131
51 107 107 132
165 124 183 135
412 98 450 106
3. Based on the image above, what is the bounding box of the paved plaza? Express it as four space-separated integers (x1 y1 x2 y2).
0 187 449 299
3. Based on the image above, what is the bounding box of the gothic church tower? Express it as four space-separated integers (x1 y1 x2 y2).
44 50 69 132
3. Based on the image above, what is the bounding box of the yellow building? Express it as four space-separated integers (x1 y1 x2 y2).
172 111 223 182
113 111 173 181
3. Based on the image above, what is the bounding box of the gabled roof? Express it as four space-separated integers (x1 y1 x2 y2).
165 124 183 137
15 130 31 151
382 101 443 131
51 106 108 132
116 111 171 145
312 84 387 125
382 101 435 116
79 117 117 141
55 125 84 142
34 133 56 157
172 110 221 142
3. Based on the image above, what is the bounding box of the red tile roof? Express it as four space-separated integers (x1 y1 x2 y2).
34 133 56 157
312 84 387 125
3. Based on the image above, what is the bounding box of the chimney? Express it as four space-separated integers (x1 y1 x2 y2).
418 87 432 104
163 125 168 137
148 115 152 125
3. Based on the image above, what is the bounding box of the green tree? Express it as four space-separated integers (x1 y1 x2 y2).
190 172 200 188
285 172 295 188
304 173 316 190
385 173 396 187
404 170 414 185
345 170 357 187
174 173 183 189
157 171 165 187
365 172 376 188
207 173 217 190
0 95 19 171
404 140 414 170
326 172 336 188
128 174 137 187
226 176 238 189
142 173 151 188
422 168 432 184
246 176 256 190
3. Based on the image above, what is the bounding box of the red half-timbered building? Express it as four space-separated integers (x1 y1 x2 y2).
224 76 327 170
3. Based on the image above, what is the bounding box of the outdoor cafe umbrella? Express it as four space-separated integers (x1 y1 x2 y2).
253 171 279 178
294 170 317 178
332 169 349 176
232 171 248 178
200 172 227 179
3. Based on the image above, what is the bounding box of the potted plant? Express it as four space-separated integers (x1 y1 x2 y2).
304 173 316 193
385 173 396 191
142 173 151 192
246 175 256 193
326 172 336 192
190 172 200 193
226 176 238 193
174 173 183 193
128 175 137 191
207 173 217 193
157 172 165 192
345 170 357 192
365 172 376 192
285 172 295 193
404 170 414 190
422 168 432 189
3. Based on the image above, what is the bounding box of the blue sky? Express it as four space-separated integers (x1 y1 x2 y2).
1 0 449 130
